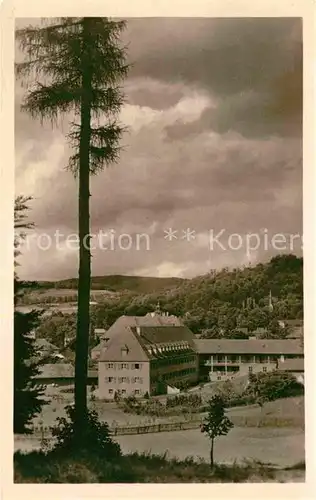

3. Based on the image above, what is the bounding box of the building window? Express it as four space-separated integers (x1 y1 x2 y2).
107 363 114 369
118 377 129 383
248 366 253 372
134 363 140 370
108 389 113 395
121 389 126 395
119 363 129 370
263 367 267 373
134 389 140 395
136 377 143 384
105 376 116 383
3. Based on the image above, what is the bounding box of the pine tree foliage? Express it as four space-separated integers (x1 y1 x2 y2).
14 196 46 434
14 195 34 269
16 18 128 175
14 309 46 434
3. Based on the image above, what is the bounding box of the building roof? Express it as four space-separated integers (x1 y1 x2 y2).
251 327 268 335
194 338 303 355
92 313 183 354
287 326 303 338
94 328 106 335
279 319 303 327
98 326 150 362
134 325 195 346
236 327 248 334
278 358 304 372
35 363 75 379
35 338 59 351
97 314 194 362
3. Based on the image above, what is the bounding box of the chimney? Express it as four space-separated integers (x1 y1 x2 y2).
136 326 141 335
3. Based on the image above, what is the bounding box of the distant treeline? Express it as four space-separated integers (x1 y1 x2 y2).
23 275 185 294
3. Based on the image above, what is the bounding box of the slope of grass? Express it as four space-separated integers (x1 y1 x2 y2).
14 450 305 483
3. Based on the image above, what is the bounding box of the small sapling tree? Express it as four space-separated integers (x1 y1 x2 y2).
200 395 234 468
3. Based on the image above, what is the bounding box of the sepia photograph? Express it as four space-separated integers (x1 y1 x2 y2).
13 15 306 484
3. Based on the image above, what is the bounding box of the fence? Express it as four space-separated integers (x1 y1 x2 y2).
28 412 303 439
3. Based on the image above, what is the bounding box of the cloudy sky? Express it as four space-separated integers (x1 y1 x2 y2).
15 17 302 281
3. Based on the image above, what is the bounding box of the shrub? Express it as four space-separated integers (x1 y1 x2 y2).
50 405 122 459
245 371 304 405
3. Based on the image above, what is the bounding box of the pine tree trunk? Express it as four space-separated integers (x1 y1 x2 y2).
74 17 92 435
210 438 214 468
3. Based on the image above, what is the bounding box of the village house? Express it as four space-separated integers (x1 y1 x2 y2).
195 338 304 382
278 357 304 384
34 363 98 387
96 311 198 399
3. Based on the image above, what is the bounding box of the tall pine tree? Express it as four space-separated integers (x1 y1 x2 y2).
14 196 46 434
16 18 129 434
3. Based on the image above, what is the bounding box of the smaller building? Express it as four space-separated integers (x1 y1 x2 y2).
278 357 304 384
31 338 65 365
34 363 98 387
195 338 303 382
34 363 75 387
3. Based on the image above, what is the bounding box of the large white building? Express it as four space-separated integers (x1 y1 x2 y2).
93 312 198 399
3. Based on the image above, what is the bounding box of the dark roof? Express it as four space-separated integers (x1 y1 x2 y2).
194 338 303 355
135 325 195 346
35 363 74 379
132 325 196 359
278 358 304 372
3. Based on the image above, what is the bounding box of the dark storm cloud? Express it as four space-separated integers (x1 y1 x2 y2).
127 18 299 90
126 17 302 138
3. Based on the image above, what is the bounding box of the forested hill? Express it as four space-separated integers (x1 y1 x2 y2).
116 254 303 333
34 255 303 345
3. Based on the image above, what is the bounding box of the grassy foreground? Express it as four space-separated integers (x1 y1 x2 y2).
14 450 305 483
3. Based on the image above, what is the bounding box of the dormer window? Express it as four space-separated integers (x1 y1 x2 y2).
121 345 129 357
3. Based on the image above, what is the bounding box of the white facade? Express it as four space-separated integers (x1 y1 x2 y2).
98 360 151 399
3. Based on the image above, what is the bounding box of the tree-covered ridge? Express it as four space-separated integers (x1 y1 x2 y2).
121 254 303 336
35 254 303 349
